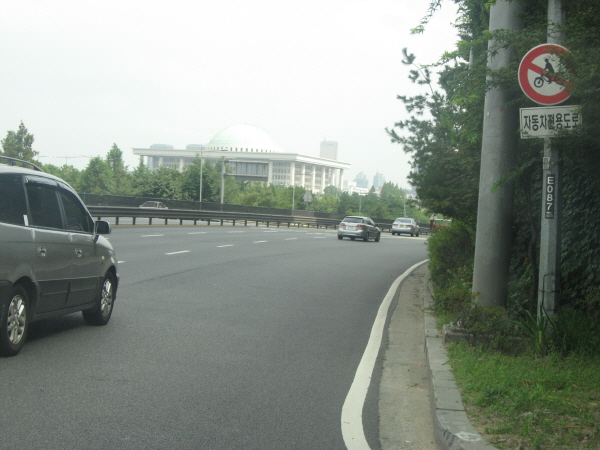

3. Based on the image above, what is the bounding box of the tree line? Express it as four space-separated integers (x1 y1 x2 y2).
0 121 424 222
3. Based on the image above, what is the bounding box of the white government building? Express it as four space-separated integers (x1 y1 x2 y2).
132 124 350 194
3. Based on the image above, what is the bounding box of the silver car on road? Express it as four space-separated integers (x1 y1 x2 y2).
391 217 420 237
337 215 381 242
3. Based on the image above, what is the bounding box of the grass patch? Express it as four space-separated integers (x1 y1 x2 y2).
447 343 600 449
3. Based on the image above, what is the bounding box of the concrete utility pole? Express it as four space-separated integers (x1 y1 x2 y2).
472 0 523 307
538 0 564 318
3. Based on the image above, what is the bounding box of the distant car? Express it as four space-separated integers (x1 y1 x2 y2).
0 157 118 356
337 215 381 242
391 217 420 236
139 201 168 209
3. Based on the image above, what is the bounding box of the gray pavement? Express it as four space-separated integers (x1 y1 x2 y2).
379 263 498 450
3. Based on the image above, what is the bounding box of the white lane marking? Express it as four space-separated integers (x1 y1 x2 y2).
253 240 267 244
217 245 234 248
141 234 164 237
188 232 206 235
284 238 298 241
341 259 428 450
118 261 126 263
314 237 327 239
165 250 191 255
228 231 245 233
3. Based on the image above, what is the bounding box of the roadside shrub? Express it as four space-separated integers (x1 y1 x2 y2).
427 221 475 291
427 221 476 320
455 304 521 353
431 275 473 317
550 308 600 356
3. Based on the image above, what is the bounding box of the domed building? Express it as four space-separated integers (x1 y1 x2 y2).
132 124 350 194
207 124 281 153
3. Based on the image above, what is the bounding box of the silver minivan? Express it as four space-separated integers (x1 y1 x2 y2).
0 158 119 356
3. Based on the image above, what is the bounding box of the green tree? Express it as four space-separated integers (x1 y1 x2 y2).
106 144 130 194
312 194 340 213
137 166 182 199
1 122 38 163
131 157 151 196
43 164 82 190
323 185 342 197
79 157 115 194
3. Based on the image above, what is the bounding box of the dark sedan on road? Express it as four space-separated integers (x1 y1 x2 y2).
337 215 381 242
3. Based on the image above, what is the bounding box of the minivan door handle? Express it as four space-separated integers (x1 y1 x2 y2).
37 246 47 257
74 248 83 258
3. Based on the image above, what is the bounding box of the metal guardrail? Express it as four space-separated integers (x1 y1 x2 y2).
86 206 410 232
88 206 344 230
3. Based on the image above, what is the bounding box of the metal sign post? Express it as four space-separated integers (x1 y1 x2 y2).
517 0 569 319
535 0 565 319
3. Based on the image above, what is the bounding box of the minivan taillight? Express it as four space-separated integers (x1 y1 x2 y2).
356 224 365 228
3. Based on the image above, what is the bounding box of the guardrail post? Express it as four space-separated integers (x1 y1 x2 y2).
244 220 248 226
149 218 153 225
133 217 136 225
207 219 211 226
180 219 183 225
220 219 224 226
256 221 259 227
116 217 119 225
233 220 236 226
164 219 168 225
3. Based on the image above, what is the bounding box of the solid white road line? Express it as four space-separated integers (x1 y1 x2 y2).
165 250 190 255
141 234 164 237
188 232 206 234
341 259 429 450
217 245 234 248
253 240 267 244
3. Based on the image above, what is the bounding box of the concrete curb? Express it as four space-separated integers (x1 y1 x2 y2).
422 275 499 450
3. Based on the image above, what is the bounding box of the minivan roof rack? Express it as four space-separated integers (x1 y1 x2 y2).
0 156 44 172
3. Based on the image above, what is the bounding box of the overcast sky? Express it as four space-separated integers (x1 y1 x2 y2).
1 0 459 188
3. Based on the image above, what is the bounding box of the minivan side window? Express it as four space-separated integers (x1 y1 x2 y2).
0 174 27 225
59 187 93 232
26 180 63 229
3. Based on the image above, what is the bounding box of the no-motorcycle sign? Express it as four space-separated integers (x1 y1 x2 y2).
518 44 572 105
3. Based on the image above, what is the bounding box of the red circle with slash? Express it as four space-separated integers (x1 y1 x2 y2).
518 44 571 105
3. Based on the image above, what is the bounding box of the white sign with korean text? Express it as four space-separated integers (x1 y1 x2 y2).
520 105 581 139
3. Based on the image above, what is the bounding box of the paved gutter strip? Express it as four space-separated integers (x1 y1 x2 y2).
422 275 499 450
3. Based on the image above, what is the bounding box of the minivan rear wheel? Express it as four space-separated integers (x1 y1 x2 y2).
0 285 29 357
83 272 115 326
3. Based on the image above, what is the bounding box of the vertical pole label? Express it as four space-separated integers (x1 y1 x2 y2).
545 174 555 218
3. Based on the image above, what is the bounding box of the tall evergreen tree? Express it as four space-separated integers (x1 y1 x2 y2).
1 121 38 163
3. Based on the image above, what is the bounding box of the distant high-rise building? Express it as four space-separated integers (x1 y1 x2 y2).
373 172 386 189
320 140 338 160
354 171 369 189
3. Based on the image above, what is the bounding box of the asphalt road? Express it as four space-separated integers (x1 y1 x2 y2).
1 224 428 449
